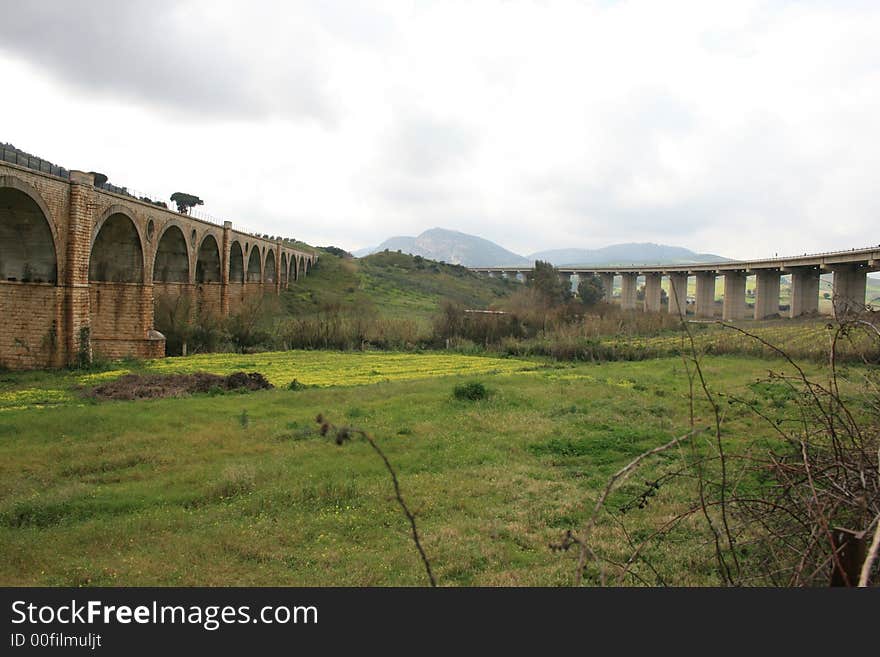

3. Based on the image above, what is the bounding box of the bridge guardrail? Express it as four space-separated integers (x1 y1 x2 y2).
1 145 70 180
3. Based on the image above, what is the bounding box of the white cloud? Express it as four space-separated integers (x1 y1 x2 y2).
1 0 879 258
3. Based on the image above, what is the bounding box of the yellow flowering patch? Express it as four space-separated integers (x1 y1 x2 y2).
0 351 538 411
142 351 535 388
76 369 132 385
0 388 74 411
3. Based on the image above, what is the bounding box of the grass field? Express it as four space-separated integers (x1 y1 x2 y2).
0 350 844 586
600 318 877 361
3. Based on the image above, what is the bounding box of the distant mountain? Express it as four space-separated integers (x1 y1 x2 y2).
355 229 730 268
528 243 731 267
355 228 530 267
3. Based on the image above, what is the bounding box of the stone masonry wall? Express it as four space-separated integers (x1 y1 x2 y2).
0 283 64 369
0 161 316 369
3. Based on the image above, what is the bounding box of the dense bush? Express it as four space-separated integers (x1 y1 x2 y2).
453 381 489 401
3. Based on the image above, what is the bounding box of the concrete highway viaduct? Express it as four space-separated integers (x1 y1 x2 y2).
0 159 317 370
471 247 879 320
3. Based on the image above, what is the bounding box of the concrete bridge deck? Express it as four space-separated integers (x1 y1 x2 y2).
0 160 317 369
470 245 879 321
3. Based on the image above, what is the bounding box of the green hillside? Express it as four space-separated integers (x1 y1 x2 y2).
282 249 514 323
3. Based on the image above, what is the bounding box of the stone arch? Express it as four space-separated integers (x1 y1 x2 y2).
280 252 288 287
229 241 244 283
152 224 190 283
265 249 277 284
90 211 144 282
246 246 262 283
196 234 222 283
298 255 306 278
0 179 59 284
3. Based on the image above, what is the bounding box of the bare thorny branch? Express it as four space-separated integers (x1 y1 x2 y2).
315 414 437 587
564 296 879 586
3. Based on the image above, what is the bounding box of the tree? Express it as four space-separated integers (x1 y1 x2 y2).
577 274 605 308
170 192 204 215
527 260 572 306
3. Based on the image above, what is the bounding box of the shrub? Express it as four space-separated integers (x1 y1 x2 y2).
453 381 489 401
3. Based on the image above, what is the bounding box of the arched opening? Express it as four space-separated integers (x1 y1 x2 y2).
305 258 311 276
152 225 189 283
265 250 277 284
196 234 221 283
280 253 288 287
90 213 144 282
229 241 244 283
0 186 57 284
299 256 306 279
246 247 262 283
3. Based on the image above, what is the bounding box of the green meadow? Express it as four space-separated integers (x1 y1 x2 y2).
0 351 838 586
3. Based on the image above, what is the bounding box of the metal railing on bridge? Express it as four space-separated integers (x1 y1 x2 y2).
1 142 312 252
1 144 70 179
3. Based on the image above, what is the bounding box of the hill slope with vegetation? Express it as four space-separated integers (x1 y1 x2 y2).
283 249 514 323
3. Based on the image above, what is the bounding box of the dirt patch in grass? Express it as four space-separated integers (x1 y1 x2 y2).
86 372 273 401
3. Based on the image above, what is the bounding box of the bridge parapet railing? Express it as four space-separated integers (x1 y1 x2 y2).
1 144 70 180
2 145 312 257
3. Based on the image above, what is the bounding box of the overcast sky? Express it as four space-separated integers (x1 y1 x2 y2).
1 0 879 259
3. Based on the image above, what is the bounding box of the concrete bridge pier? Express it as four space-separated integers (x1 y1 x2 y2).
722 272 747 321
694 271 716 318
832 265 868 318
599 272 614 302
753 270 781 319
559 272 572 291
666 272 688 317
643 272 662 312
788 267 820 318
620 272 638 310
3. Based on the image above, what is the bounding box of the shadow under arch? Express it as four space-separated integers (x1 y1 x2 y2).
265 249 277 284
246 246 262 283
153 224 190 283
90 211 144 283
196 234 222 283
0 178 59 284
229 241 245 283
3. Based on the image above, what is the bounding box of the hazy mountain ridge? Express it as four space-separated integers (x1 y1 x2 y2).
528 243 731 266
354 228 530 267
356 228 729 267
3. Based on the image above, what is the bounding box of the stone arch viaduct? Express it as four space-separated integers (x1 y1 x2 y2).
0 160 317 370
471 247 878 320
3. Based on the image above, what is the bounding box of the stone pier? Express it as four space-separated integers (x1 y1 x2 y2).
832 265 868 318
788 267 820 318
643 272 662 312
620 272 638 310
722 272 747 321
667 272 688 317
753 270 781 319
599 272 614 302
694 271 716 318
